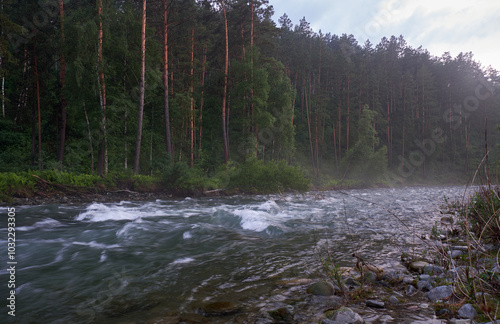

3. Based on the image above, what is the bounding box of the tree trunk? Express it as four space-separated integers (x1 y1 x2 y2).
57 0 66 165
134 0 147 174
189 26 195 167
34 42 42 170
220 0 229 164
97 0 108 176
163 0 173 159
83 100 94 175
199 46 206 156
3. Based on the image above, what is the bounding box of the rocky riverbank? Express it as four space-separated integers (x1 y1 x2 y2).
142 214 499 323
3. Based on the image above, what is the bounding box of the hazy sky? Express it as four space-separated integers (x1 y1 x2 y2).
270 0 500 70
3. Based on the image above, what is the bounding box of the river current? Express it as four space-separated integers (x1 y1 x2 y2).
1 186 468 323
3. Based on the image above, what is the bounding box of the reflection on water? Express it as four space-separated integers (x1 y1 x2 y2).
0 186 466 323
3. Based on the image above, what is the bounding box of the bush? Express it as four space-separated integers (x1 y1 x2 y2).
465 186 500 242
228 157 310 193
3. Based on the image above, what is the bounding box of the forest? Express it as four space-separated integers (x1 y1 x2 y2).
1 0 500 193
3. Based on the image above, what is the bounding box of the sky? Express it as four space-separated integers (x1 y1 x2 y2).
269 0 500 71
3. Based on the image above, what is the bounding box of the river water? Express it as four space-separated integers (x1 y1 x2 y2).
1 186 467 323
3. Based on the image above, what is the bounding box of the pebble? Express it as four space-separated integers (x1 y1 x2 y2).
388 296 400 305
366 299 385 308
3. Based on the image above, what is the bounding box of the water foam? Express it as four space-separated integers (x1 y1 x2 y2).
172 257 194 264
234 209 272 232
17 218 62 231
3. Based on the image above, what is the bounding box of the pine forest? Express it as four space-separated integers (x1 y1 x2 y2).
1 0 500 193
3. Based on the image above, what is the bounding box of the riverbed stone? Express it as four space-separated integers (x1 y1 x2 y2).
409 261 430 273
362 271 377 283
457 303 477 319
449 250 465 258
449 319 477 324
307 281 335 296
405 284 417 295
388 296 400 305
417 280 433 291
269 306 294 322
366 299 385 308
326 307 364 324
426 285 453 302
423 264 444 275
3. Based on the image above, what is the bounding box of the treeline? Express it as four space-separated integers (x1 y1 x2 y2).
1 0 499 186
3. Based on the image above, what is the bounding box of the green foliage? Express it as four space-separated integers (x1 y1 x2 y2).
339 106 388 186
228 157 310 193
466 186 500 242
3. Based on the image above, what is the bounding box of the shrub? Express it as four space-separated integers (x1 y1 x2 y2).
228 157 310 193
466 186 500 243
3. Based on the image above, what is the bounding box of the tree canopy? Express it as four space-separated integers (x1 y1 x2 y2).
1 0 499 186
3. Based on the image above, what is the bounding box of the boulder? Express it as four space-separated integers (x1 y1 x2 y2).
307 281 335 296
326 307 364 324
457 303 477 319
426 285 453 302
269 306 294 322
409 261 430 273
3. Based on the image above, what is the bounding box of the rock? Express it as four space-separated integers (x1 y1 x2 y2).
449 250 465 258
307 281 335 296
327 307 364 324
405 284 417 295
449 319 477 324
419 274 433 281
345 277 360 287
269 306 294 323
380 271 406 283
387 296 400 305
426 285 453 302
366 299 385 308
409 261 430 273
436 308 451 316
441 216 454 225
202 301 240 316
419 303 429 309
423 264 444 275
457 303 477 319
362 271 377 283
417 280 433 291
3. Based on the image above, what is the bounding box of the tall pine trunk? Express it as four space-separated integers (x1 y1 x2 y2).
97 0 108 176
189 26 195 167
57 0 66 165
220 0 229 164
134 0 147 174
163 0 173 159
198 46 206 156
34 42 42 170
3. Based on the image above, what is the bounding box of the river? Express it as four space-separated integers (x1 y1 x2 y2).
1 186 467 323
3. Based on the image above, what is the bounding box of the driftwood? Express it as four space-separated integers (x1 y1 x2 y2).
203 189 226 196
112 190 140 195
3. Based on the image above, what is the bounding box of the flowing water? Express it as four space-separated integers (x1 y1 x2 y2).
1 186 467 323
